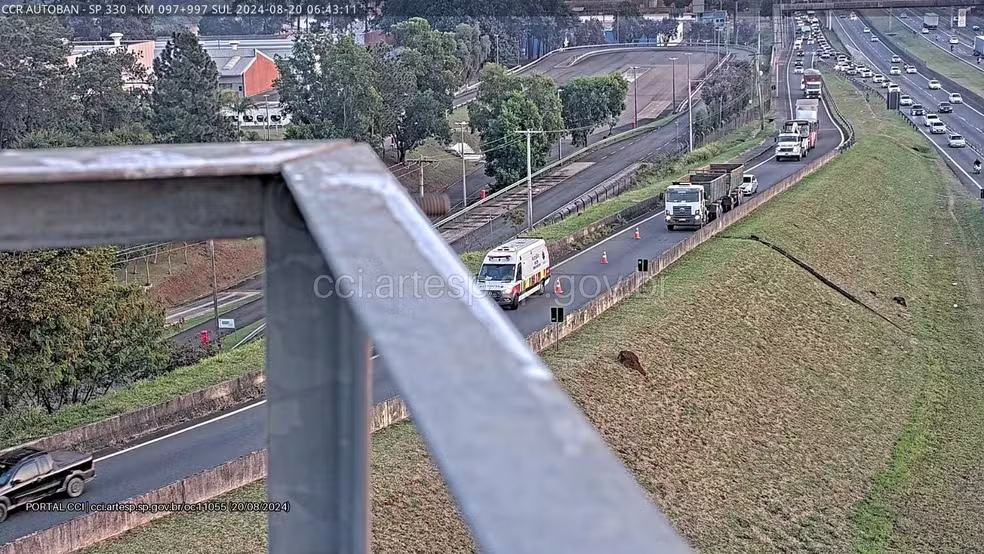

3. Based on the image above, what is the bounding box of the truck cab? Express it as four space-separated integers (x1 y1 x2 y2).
0 447 95 522
476 238 550 310
775 132 806 161
664 184 709 230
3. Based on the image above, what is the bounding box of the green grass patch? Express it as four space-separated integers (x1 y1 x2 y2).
865 12 984 94
0 341 265 450
165 296 261 338
527 123 773 242
220 320 264 352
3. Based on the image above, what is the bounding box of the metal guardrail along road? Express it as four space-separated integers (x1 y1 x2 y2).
0 141 693 554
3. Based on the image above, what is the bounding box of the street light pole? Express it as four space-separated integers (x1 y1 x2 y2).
630 65 639 128
456 121 468 208
688 72 694 152
668 57 678 108
516 129 543 232
209 239 220 346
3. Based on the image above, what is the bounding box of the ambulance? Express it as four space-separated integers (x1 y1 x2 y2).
475 238 551 310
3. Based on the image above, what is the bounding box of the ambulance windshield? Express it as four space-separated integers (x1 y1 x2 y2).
478 263 516 281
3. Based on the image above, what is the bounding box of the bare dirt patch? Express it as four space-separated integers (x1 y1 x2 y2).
117 239 265 309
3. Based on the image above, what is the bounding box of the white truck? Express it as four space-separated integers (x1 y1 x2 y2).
475 238 551 310
923 13 939 30
775 127 808 161
664 163 744 230
974 35 984 57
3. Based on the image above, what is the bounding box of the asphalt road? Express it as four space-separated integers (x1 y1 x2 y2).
0 37 847 542
444 48 719 209
890 8 984 66
837 15 984 191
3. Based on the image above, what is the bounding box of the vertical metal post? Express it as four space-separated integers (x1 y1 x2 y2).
209 239 220 342
631 66 638 128
264 181 371 554
525 130 533 232
459 123 468 208
688 63 694 152
668 57 677 107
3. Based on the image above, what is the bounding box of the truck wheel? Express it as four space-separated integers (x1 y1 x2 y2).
667 224 675 231
0 502 7 523
66 476 85 498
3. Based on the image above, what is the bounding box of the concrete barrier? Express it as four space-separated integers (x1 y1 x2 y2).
0 397 410 554
2 371 266 456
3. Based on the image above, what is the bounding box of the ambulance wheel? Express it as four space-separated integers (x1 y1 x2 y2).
509 296 519 310
535 279 547 295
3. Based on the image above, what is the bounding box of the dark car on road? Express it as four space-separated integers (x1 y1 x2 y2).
910 104 925 116
937 101 952 114
0 447 95 522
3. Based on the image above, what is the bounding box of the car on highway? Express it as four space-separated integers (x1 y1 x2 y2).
910 104 926 116
889 66 901 75
938 101 953 113
905 64 917 74
794 65 804 74
921 28 929 34
948 93 963 104
860 69 873 78
872 74 885 83
947 133 967 148
0 447 96 523
928 79 942 89
739 174 759 196
923 113 940 127
863 27 870 33
887 83 900 93
899 95 913 106
820 51 830 58
796 50 805 58
948 37 959 45
845 67 858 75
929 120 947 134
891 55 902 63
870 36 879 42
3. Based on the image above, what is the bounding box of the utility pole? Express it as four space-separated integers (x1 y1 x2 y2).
668 57 678 108
515 129 543 233
209 239 220 346
409 157 439 197
687 62 694 152
630 66 639 128
456 122 469 208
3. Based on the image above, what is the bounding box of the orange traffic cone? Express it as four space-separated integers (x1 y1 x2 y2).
601 251 608 264
633 227 641 240
554 279 563 294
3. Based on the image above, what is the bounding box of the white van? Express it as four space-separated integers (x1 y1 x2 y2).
476 238 551 310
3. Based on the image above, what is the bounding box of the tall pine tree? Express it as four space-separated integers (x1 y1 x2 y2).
150 32 234 143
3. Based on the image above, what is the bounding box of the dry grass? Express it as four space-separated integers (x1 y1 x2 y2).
117 239 265 309
864 11 984 94
80 75 984 553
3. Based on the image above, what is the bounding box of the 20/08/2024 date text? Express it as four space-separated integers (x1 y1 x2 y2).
25 501 290 513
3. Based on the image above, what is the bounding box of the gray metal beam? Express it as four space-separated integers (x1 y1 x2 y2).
281 143 693 554
264 180 371 553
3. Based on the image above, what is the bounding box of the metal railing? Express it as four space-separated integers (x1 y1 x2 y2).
0 141 692 554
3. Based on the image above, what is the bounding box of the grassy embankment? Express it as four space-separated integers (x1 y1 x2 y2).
0 342 264 450
81 72 984 553
864 11 984 94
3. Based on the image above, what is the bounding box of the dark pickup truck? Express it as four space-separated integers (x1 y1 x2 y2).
0 447 95 522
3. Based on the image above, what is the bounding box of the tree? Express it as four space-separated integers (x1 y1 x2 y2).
276 33 384 145
572 19 605 46
0 249 171 413
651 19 680 45
71 49 151 135
0 17 79 149
221 89 255 139
453 22 492 84
700 59 754 128
467 63 525 134
599 73 629 133
483 93 544 187
560 78 605 147
150 32 235 143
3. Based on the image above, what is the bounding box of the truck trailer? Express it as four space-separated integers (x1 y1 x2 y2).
974 35 984 57
664 165 744 230
924 13 939 30
801 68 822 98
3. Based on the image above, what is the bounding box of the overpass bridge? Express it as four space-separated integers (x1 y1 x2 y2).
777 0 977 12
